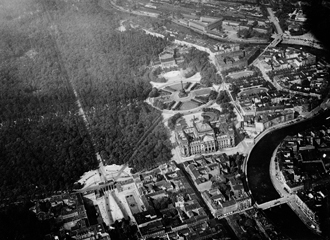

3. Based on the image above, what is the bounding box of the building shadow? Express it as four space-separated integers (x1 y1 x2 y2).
304 0 330 52
304 1 330 239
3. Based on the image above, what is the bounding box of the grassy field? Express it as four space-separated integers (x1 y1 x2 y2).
180 100 200 110
193 88 212 96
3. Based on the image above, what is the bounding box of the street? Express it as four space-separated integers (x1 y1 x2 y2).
267 8 283 35
177 163 214 219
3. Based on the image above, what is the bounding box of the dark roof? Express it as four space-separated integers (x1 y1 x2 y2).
133 210 159 225
139 220 164 236
184 203 200 212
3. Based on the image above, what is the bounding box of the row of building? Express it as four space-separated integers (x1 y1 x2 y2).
216 46 261 71
176 17 270 37
183 154 252 218
175 114 235 157
216 45 327 135
277 126 330 193
157 46 186 69
258 47 329 99
272 125 330 230
100 157 251 238
127 161 233 239
243 110 295 133
260 47 317 72
31 159 244 239
222 19 270 33
30 193 110 240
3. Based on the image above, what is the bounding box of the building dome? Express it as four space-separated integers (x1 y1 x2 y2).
203 134 214 142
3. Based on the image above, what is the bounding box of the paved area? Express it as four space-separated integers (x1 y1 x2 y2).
267 8 283 35
117 20 127 32
150 71 201 89
96 197 111 226
108 191 124 221
254 59 272 82
117 191 138 223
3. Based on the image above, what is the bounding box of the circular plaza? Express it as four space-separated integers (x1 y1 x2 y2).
150 70 215 111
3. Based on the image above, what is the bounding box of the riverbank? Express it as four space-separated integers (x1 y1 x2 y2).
246 109 330 239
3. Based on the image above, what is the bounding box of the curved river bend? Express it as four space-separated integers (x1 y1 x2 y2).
247 109 330 240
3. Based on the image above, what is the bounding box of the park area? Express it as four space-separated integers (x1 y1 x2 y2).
180 100 201 110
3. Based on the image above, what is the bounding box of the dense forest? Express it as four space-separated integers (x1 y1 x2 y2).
0 0 172 205
51 0 173 170
0 0 99 203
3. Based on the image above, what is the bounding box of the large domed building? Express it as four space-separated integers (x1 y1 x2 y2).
175 116 235 157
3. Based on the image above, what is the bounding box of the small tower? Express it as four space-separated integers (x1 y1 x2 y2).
179 80 188 98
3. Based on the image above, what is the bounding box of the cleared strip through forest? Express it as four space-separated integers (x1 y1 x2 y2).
40 2 102 164
40 0 169 176
120 115 162 165
39 0 116 225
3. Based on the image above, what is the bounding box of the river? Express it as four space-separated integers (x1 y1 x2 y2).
247 108 330 239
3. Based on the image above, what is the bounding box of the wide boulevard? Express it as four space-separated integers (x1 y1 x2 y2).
246 108 330 239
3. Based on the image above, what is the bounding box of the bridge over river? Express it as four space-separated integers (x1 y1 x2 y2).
250 34 283 66
256 195 293 210
246 106 330 239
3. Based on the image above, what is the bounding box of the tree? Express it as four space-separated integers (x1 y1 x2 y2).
153 67 162 76
235 153 244 167
154 99 165 109
220 102 234 114
0 0 172 203
200 77 212 87
208 90 218 100
216 91 231 105
279 18 288 31
164 33 175 42
168 113 183 130
182 48 220 86
149 88 160 98
153 197 170 211
238 28 253 39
